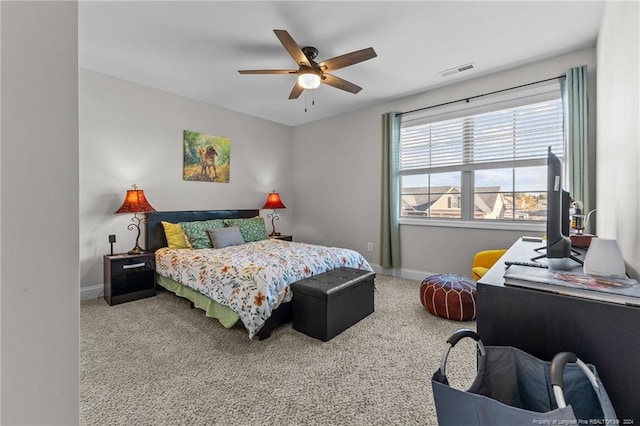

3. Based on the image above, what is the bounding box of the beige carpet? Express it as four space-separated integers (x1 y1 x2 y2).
81 274 478 425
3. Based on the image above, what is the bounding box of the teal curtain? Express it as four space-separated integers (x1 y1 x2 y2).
561 65 590 225
381 112 401 268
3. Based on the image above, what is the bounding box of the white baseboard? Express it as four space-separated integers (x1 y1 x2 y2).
369 263 435 281
81 284 103 301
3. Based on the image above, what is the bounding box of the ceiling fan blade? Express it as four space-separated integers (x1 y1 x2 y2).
238 69 297 75
273 29 311 67
319 47 377 72
321 73 362 94
289 82 304 99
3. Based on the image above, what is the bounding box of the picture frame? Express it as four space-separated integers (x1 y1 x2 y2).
183 130 230 183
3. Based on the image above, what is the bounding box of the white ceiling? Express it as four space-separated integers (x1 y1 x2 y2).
79 1 603 127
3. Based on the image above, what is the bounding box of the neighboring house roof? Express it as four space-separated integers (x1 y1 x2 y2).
474 187 501 214
402 186 459 212
402 186 502 215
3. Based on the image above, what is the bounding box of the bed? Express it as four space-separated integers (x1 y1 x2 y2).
146 209 373 340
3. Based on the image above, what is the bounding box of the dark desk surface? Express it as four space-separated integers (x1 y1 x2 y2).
479 237 586 286
477 237 640 423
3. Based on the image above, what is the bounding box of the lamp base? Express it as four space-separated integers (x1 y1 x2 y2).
125 217 147 255
128 245 146 255
268 211 281 237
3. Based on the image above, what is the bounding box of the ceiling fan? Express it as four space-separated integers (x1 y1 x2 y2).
238 29 377 99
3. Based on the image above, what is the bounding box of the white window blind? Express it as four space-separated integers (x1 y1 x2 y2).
398 81 565 225
400 98 564 175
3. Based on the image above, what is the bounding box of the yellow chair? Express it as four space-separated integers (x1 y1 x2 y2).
471 249 507 280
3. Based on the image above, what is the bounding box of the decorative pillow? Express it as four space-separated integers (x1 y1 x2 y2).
179 219 225 249
224 217 269 242
161 221 190 249
207 226 245 249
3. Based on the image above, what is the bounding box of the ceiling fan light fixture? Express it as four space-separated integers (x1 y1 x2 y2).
298 70 321 89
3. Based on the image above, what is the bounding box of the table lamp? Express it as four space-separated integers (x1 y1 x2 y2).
262 191 286 236
115 184 156 254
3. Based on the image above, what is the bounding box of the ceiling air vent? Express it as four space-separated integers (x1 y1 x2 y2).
440 63 475 77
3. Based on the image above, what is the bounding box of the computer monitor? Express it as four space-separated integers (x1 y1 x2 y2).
532 147 581 264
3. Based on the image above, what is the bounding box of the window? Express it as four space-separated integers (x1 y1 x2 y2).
399 84 564 225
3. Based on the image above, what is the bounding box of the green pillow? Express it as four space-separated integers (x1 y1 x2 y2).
224 217 268 242
179 219 225 249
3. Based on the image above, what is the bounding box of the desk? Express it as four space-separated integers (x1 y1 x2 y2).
477 238 640 423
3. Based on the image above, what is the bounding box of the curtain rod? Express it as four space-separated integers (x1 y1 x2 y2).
395 75 565 117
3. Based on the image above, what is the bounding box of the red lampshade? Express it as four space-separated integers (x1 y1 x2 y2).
115 185 156 214
262 192 286 210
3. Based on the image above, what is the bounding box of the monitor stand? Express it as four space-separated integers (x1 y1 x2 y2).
531 246 584 265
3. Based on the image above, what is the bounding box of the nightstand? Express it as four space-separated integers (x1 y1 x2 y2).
103 252 156 305
269 234 292 241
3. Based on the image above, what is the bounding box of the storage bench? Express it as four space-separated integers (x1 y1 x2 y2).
291 267 375 341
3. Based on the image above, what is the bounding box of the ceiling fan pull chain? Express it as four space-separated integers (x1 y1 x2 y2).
304 91 308 112
312 92 315 106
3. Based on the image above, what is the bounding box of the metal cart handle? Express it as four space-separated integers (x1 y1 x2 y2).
440 329 486 377
550 352 599 408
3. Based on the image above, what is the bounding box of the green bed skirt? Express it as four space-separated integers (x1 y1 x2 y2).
156 274 240 329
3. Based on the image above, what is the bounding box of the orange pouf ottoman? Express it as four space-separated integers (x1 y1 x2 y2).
420 274 477 321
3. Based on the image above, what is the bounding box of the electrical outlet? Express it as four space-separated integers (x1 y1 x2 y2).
367 242 373 252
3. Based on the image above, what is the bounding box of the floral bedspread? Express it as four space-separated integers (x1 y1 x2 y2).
155 239 373 339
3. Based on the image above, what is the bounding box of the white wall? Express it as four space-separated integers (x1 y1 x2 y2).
293 48 597 278
596 1 640 279
1 2 79 423
79 70 294 297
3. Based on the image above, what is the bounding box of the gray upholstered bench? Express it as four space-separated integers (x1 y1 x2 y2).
291 267 375 341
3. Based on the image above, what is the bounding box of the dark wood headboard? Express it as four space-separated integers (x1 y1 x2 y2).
145 209 260 252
